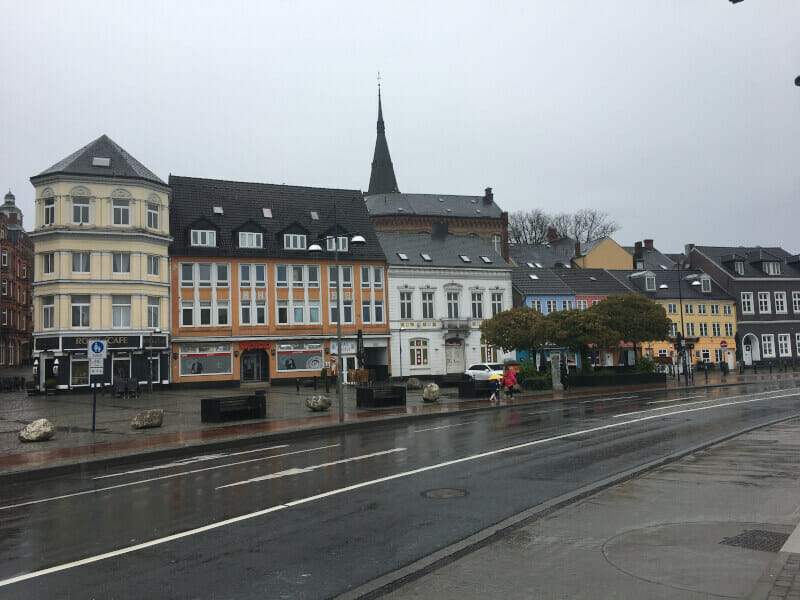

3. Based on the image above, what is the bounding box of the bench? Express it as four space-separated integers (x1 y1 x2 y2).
201 390 267 423
356 385 407 408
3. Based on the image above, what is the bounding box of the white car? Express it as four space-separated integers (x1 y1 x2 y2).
464 363 504 380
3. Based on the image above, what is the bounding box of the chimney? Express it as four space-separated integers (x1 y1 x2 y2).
644 239 654 249
547 227 559 244
634 241 642 257
574 242 581 258
432 221 448 240
483 187 493 205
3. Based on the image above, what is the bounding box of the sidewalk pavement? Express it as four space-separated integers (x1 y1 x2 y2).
1 366 798 477
372 417 800 600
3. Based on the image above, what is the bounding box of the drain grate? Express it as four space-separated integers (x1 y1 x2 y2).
720 529 789 553
422 488 468 500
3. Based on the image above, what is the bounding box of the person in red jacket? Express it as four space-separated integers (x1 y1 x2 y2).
502 367 517 400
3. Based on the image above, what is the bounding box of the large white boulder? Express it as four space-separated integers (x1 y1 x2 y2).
131 409 164 429
19 418 56 442
406 377 423 390
422 382 441 402
306 395 331 411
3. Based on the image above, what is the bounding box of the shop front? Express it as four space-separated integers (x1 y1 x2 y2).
239 341 271 383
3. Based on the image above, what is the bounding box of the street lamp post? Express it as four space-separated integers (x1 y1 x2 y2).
308 204 366 423
399 326 405 380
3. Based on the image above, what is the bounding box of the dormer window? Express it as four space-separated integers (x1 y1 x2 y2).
191 230 216 247
213 206 224 215
645 275 656 291
326 236 347 252
763 261 781 276
701 277 711 293
284 233 307 250
734 261 744 276
636 261 645 270
239 232 262 248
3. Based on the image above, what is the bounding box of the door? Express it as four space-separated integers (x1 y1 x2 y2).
727 350 735 370
743 344 752 366
342 356 357 383
603 352 614 366
445 340 465 374
241 353 260 382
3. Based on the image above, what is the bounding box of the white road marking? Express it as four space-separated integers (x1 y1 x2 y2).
216 448 406 489
94 444 289 479
0 444 339 512
2 388 798 588
647 394 704 405
414 422 474 433
583 395 638 403
526 408 565 416
614 390 797 418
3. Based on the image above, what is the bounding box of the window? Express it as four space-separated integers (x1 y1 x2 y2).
71 295 90 327
645 276 655 291
71 353 89 387
2 280 6 295
667 303 677 314
72 197 90 224
179 343 233 376
562 300 573 310
147 255 160 276
256 300 267 325
701 349 711 363
459 255 471 263
1 309 5 325
492 234 502 254
409 339 428 366
670 322 679 337
72 252 90 273
326 236 347 251
42 296 55 329
240 299 252 325
373 267 383 288
793 292 800 313
758 292 771 313
778 334 791 357
481 344 498 363
741 292 754 314
309 301 321 324
480 256 492 264
710 304 720 315
293 301 304 324
725 323 733 336
308 266 319 287
361 266 370 287
112 295 131 328
292 266 304 287
546 300 558 313
241 264 252 287
181 264 194 286
43 197 55 225
684 303 693 314
577 299 588 311
712 323 721 337
284 233 307 249
42 253 54 275
0 250 5 266
715 349 724 363
374 300 384 323
341 266 352 287
419 291 434 319
255 264 266 286
530 299 542 312
181 301 194 326
762 334 775 358
491 293 503 316
471 293 483 319
239 231 262 248
734 261 745 276
343 300 354 323
685 322 695 336
397 253 408 261
216 300 229 326
191 230 216 247
697 304 707 315
217 264 229 287
723 304 732 316
362 300 372 323
763 262 781 276
701 278 711 293
699 323 708 336
447 292 459 319
111 253 129 273
147 202 159 229
278 300 289 324
275 265 286 287
775 292 787 314
199 301 213 326
198 263 211 287
421 253 432 262
148 297 160 328
112 199 130 225
797 333 800 357
328 265 338 287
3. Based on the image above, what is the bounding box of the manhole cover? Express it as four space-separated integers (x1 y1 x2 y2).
720 529 789 553
422 488 468 499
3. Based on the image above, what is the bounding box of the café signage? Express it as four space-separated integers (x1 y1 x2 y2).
34 337 60 351
63 336 139 350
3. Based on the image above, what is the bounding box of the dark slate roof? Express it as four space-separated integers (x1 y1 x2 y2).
376 232 510 269
622 245 677 271
510 237 577 268
512 265 575 296
606 269 733 301
32 135 165 186
169 176 385 261
365 192 504 219
367 91 399 195
693 245 800 278
578 237 607 255
552 268 631 296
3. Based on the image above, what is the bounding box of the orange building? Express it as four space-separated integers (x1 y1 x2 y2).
169 176 390 386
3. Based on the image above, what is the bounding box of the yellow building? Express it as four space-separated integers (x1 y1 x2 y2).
572 237 633 270
29 135 171 390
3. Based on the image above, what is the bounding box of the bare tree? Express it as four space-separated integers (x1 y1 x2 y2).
509 208 618 245
508 209 550 245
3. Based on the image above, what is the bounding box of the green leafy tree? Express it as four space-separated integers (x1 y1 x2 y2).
592 293 672 363
536 309 621 372
479 306 543 354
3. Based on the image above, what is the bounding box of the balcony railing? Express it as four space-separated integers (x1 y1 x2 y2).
440 318 471 331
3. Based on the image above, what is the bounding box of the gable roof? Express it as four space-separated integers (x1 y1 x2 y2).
693 245 800 278
169 176 384 261
376 232 510 269
623 244 677 271
606 269 733 301
510 237 577 268
552 268 631 296
512 265 574 296
365 192 504 219
31 134 165 186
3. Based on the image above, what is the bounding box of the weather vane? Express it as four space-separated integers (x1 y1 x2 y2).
377 71 381 91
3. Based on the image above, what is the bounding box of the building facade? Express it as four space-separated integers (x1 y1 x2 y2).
0 191 33 367
169 176 390 386
29 135 172 390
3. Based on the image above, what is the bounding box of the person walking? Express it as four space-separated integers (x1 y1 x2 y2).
502 367 517 400
488 374 501 405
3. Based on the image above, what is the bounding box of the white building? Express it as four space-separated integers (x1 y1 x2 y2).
377 232 514 380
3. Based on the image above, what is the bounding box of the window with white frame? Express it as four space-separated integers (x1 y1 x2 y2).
697 304 707 314
711 304 720 315
255 299 267 324
199 301 212 326
373 267 383 288
72 197 90 224
562 300 573 310
308 265 319 287
741 292 754 314
793 292 800 313
684 303 694 314
361 266 370 287
147 203 159 229
240 299 252 325
667 303 677 314
421 291 434 319
274 265 285 288
447 292 459 319
577 299 588 310
645 275 655 291
701 349 710 362
181 301 194 326
217 264 228 287
701 278 711 293
374 300 384 323
714 348 724 362
734 261 744 275
758 292 771 313
491 292 503 316
292 265 303 287
530 299 542 312
725 323 733 336
112 199 130 225
762 334 775 358
148 297 160 328
341 266 352 287
362 300 371 323
326 236 347 251
775 292 787 314
2 280 7 296
712 323 721 336
181 263 193 286
198 263 211 287
670 322 679 337
111 252 131 274
277 300 289 324
147 255 160 276
1 309 6 326
409 339 428 366
796 333 800 357
328 265 338 287
778 334 791 357
1 250 7 266
481 344 498 362
112 295 131 328
283 233 307 250
763 262 781 276
71 295 90 328
43 197 55 226
546 300 558 313
491 234 502 254
329 298 339 324
685 322 695 336
72 252 90 274
723 304 732 315
471 292 483 319
191 230 216 247
292 300 304 324
699 322 708 336
254 264 266 286
309 301 321 324
216 300 229 326
239 231 262 248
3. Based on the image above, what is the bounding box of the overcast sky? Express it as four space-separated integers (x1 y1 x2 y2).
2 1 799 253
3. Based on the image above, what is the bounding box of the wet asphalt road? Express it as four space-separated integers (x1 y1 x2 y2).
2 381 800 599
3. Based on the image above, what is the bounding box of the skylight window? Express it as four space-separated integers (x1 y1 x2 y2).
459 255 471 263
480 256 492 264
262 208 272 218
213 206 224 215
526 262 535 268
528 274 539 280
92 157 110 167
535 262 543 268
421 253 432 261
589 276 597 281
310 211 319 220
660 265 668 270
397 253 408 261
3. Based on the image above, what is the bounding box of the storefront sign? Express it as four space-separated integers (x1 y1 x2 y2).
34 337 60 352
240 341 271 352
142 335 168 349
330 340 357 355
63 336 139 350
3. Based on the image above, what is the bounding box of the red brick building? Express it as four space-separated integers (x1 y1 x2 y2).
0 191 33 367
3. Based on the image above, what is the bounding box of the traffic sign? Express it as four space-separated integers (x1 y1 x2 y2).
720 340 728 348
88 339 107 359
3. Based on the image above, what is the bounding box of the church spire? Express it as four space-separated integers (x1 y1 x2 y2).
367 78 399 195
